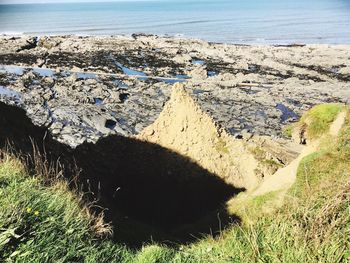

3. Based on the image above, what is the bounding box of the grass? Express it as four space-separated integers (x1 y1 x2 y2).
249 147 283 174
227 190 281 224
282 103 344 140
215 138 229 154
0 152 132 262
282 124 294 138
0 106 349 262
297 103 344 139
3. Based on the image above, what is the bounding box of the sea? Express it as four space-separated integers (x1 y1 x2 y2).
0 0 350 44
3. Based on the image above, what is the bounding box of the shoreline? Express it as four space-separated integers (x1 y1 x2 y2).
1 33 350 47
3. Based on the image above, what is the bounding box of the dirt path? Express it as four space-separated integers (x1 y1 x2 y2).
330 111 346 136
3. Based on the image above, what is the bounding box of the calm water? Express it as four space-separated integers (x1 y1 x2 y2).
1 0 350 44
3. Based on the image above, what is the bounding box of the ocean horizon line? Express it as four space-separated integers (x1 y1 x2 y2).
1 0 350 45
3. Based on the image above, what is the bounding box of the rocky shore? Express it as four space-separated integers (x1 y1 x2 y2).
1 35 349 148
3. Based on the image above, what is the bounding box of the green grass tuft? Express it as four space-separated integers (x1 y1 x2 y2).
299 103 344 139
215 138 229 154
282 123 294 138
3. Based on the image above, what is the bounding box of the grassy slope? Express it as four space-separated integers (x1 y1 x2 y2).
0 156 134 262
283 103 344 139
0 105 349 262
299 103 344 139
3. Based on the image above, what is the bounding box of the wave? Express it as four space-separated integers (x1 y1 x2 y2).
0 31 24 36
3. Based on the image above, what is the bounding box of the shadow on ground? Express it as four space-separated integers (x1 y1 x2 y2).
0 102 244 246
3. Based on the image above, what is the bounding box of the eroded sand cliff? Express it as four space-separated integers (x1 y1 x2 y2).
138 83 299 190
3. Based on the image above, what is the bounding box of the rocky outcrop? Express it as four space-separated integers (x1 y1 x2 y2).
1 36 349 149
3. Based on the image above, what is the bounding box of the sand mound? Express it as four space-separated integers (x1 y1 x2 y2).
138 83 298 190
